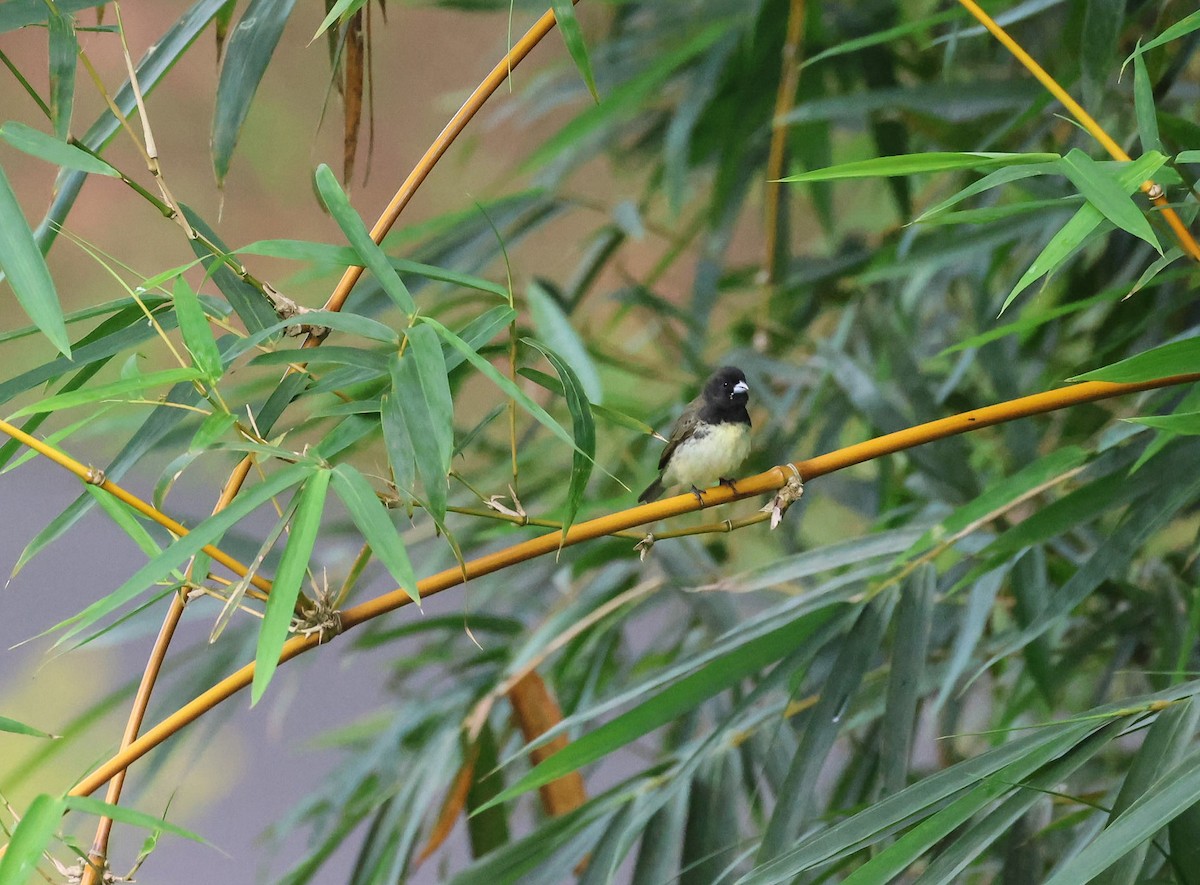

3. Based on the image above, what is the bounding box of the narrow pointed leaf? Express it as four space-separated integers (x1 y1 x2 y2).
65 796 210 845
881 565 934 794
526 280 602 402
1070 336 1200 383
0 164 70 355
1043 743 1200 885
10 367 204 417
313 164 414 314
381 390 416 496
211 0 299 185
521 338 595 539
423 317 584 458
330 463 418 604
0 122 115 176
779 152 1059 182
0 716 56 738
1058 149 1160 252
252 466 329 704
0 794 65 885
389 335 451 524
48 11 76 140
1001 151 1167 312
172 276 223 381
552 0 599 102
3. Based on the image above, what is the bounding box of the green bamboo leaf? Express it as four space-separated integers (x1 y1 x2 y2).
939 272 1187 355
524 21 729 172
422 317 585 459
1080 0 1122 102
172 276 223 381
1071 336 1200 383
9 367 204 417
381 390 416 497
0 163 71 356
0 793 65 885
84 485 166 561
181 207 279 334
1178 151 1200 164
313 164 414 314
736 713 1126 885
189 410 237 452
880 565 934 795
1098 699 1200 885
522 337 596 539
1132 47 1163 155
452 787 627 885
250 345 389 373
47 10 76 140
518 367 664 439
211 0 299 185
908 722 1121 885
899 446 1089 562
802 9 961 69
0 122 116 176
252 466 330 705
1044 742 1200 885
476 607 837 814
1124 9 1200 62
759 593 898 861
330 463 419 605
1126 411 1200 434
0 715 57 739
42 464 311 649
779 152 1059 183
466 722 510 859
310 0 365 41
389 326 453 523
911 162 1057 223
1058 149 1160 253
526 280 602 402
65 795 210 845
236 238 508 297
211 495 297 646
448 306 518 372
1000 151 1167 313
552 0 599 103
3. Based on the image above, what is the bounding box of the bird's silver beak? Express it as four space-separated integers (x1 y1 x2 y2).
733 380 749 395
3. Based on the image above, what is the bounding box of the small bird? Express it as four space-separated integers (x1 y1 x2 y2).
638 366 752 503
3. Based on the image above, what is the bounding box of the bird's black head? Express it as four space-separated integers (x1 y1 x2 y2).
702 366 750 409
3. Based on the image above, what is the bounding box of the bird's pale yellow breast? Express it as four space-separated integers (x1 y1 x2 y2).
661 422 751 492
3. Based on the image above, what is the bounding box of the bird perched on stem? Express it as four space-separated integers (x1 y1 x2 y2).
638 366 752 504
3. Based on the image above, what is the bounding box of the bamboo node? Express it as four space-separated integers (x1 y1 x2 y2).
634 533 656 561
85 465 107 486
1145 182 1165 201
761 464 805 529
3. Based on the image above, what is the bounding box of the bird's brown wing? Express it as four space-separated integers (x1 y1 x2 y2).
657 397 704 472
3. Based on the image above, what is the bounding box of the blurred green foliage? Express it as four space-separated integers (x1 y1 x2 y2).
1 0 1200 882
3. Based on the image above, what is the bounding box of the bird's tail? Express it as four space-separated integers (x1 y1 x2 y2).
638 477 664 504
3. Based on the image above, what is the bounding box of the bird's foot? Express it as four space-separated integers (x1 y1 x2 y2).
719 477 738 493
689 485 705 504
